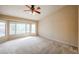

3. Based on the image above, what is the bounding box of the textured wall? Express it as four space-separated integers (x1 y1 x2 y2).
38 6 78 47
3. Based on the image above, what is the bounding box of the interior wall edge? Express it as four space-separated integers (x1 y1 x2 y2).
78 6 79 53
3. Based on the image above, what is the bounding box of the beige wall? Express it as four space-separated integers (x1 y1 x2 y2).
0 14 37 43
38 6 78 47
78 6 79 53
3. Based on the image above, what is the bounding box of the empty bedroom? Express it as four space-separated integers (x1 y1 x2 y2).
0 5 78 54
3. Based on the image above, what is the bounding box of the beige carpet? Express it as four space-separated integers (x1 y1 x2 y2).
0 36 78 54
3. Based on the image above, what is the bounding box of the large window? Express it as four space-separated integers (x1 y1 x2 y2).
26 24 30 33
0 22 6 37
10 22 26 35
10 23 16 35
10 22 36 35
31 24 36 33
0 20 37 38
16 23 26 34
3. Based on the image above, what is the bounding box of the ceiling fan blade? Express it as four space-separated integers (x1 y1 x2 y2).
24 10 30 11
25 5 41 14
34 10 40 14
25 5 31 9
37 7 41 10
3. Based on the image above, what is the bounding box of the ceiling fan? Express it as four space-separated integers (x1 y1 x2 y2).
24 5 41 14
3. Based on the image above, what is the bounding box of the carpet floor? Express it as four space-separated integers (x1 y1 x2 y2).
0 36 78 54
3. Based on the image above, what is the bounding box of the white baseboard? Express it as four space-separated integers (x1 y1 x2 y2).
39 35 78 48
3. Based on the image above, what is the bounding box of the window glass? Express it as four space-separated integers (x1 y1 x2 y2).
31 24 36 33
9 22 36 35
26 24 30 33
16 23 26 34
21 24 26 33
10 23 16 35
0 22 6 37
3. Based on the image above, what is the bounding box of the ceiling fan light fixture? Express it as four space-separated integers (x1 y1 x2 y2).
32 12 36 15
25 5 41 15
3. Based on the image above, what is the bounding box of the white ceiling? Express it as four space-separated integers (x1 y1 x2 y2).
0 5 64 20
